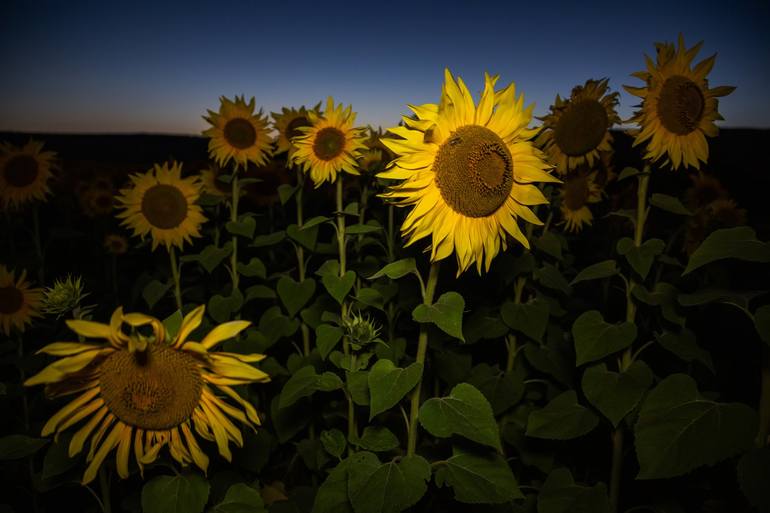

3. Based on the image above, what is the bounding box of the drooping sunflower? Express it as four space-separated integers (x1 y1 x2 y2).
536 79 620 175
272 104 320 157
379 69 558 274
203 95 272 169
0 265 43 336
116 162 207 251
559 171 602 233
24 305 270 485
624 35 735 170
0 139 57 209
290 97 367 188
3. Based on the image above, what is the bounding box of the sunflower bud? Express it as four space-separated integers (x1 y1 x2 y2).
343 311 381 349
42 275 93 319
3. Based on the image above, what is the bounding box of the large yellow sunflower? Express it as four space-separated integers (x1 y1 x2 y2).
379 69 558 274
290 97 367 188
559 171 602 233
0 139 56 209
116 162 207 251
0 265 42 336
624 35 735 170
203 95 272 169
24 304 270 484
272 104 320 157
536 78 620 175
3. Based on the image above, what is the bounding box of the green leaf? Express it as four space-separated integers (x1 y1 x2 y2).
617 166 641 181
581 361 653 428
0 435 48 460
500 299 549 343
41 434 77 480
570 260 618 285
346 223 381 235
534 231 563 260
419 383 502 452
211 483 267 513
463 307 508 344
412 292 465 341
343 202 359 216
244 284 275 302
368 258 418 280
320 429 347 459
355 426 399 452
650 193 693 216
635 374 757 479
276 277 316 317
572 310 637 366
313 458 354 513
347 452 431 513
737 447 770 512
141 473 210 513
466 364 523 416
434 449 523 504
197 243 233 273
142 279 171 309
755 305 770 345
302 215 331 230
655 330 714 373
286 223 319 251
316 324 344 360
354 288 386 311
683 226 770 275
236 257 266 279
257 306 299 348
678 288 762 312
279 365 344 409
368 359 422 419
278 184 298 205
270 396 309 444
251 231 285 248
207 289 244 323
226 216 257 238
526 391 599 440
346 370 370 406
535 263 572 295
162 310 183 340
537 467 610 513
632 282 686 326
617 238 665 279
322 271 357 305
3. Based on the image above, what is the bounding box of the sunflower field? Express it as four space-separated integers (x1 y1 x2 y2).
1 35 770 513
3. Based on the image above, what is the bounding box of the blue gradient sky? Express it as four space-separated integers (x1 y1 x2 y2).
2 0 768 133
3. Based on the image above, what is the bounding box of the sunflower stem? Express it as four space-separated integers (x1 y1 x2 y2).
757 346 770 447
336 176 350 356
296 168 311 357
168 246 182 312
32 204 45 284
230 170 241 295
406 261 440 457
17 335 39 513
387 204 395 262
98 467 112 513
505 277 526 372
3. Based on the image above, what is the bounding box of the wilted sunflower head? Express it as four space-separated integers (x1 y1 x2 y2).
24 304 270 484
0 265 43 336
116 161 207 251
624 34 735 170
42 275 92 319
559 171 603 233
379 69 558 275
0 139 57 209
203 95 273 170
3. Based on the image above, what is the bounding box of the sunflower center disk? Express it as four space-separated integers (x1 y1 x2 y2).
554 100 609 156
99 343 202 430
657 75 705 135
3 155 40 188
433 125 514 218
0 286 23 314
223 118 258 150
141 184 188 229
286 116 311 141
563 175 590 211
313 127 346 161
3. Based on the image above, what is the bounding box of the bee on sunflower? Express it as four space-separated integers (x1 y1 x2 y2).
203 95 273 170
25 305 270 484
0 139 57 209
0 265 43 336
624 34 735 170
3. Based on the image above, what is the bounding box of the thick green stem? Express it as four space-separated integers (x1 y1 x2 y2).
609 427 624 513
505 276 526 372
98 467 112 513
757 346 770 447
230 171 240 293
387 204 395 262
296 169 311 356
336 177 350 358
406 262 441 456
168 246 182 312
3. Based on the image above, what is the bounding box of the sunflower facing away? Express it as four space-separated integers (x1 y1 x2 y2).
24 305 270 484
358 127 395 174
536 78 620 175
272 104 319 157
624 35 735 170
0 139 57 209
0 265 42 336
379 69 558 274
290 96 367 188
203 95 272 169
559 171 602 233
116 162 207 251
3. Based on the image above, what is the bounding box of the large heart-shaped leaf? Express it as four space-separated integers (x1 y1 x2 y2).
526 390 599 440
322 271 357 305
683 226 770 275
412 292 465 341
347 451 431 513
368 359 422 419
581 361 653 427
572 310 636 366
141 473 210 513
434 448 523 504
276 276 316 317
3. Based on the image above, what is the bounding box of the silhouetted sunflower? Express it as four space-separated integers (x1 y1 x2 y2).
624 35 734 170
104 234 129 255
203 96 272 169
379 70 557 274
0 140 56 209
272 104 320 157
25 305 270 484
358 127 395 174
200 164 231 198
116 162 206 250
0 265 42 336
559 171 602 233
685 198 747 255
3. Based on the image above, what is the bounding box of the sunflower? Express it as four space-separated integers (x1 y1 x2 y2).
358 127 395 174
378 69 557 274
272 104 320 157
559 171 602 233
116 162 207 251
0 139 56 209
684 172 729 210
203 95 272 169
536 79 620 175
624 35 735 170
685 198 747 255
0 265 42 336
200 164 231 198
24 304 270 485
81 187 115 217
290 97 367 188
104 234 129 256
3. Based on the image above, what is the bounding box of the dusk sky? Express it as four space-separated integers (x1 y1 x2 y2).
2 0 768 134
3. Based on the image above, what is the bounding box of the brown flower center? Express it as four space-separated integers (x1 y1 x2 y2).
554 99 609 156
0 286 23 314
313 127 346 161
286 116 311 141
3 155 40 188
563 175 590 211
99 343 202 430
141 184 188 229
657 75 705 135
223 118 257 150
433 125 514 218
